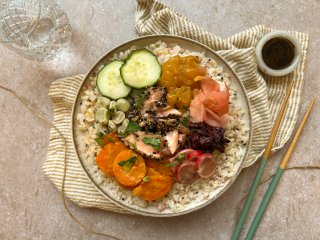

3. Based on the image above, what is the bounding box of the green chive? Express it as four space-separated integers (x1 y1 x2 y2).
143 176 150 182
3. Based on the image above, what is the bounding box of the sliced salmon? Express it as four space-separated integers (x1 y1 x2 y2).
141 87 166 113
123 132 161 159
165 130 179 154
157 107 181 118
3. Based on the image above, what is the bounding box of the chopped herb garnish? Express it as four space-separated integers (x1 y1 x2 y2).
97 132 104 138
164 163 174 167
95 137 104 147
118 161 126 167
176 153 186 163
121 121 140 137
128 142 137 150
118 156 137 171
143 176 150 182
95 132 105 147
163 153 186 167
180 115 191 126
106 137 115 143
142 137 161 150
136 91 148 109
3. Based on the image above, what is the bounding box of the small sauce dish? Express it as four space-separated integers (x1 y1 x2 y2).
256 31 301 77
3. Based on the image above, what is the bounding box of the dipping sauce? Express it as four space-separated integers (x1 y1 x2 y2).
262 37 295 70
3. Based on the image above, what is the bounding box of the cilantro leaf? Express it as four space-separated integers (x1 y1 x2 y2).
164 163 174 167
95 132 105 147
180 115 191 126
142 137 161 150
118 156 137 171
95 137 104 147
97 132 105 138
128 142 137 150
163 153 186 167
136 91 148 109
176 153 186 162
118 161 126 167
143 176 150 182
121 121 140 137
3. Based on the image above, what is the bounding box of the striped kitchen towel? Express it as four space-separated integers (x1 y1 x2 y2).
135 0 309 167
43 0 308 213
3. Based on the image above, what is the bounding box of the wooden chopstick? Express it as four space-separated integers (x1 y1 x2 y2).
245 97 317 240
231 80 295 240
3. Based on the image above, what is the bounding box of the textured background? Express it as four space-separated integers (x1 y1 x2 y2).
0 0 319 239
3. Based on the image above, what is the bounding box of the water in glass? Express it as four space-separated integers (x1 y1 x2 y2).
0 0 72 61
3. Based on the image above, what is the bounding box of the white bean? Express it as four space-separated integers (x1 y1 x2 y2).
117 118 129 134
116 99 130 112
95 107 108 125
96 97 110 108
109 101 117 109
108 120 117 131
113 111 125 124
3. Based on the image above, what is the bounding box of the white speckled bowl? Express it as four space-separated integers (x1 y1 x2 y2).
71 35 252 217
256 31 301 77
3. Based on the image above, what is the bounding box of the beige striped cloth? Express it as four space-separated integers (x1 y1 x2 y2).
43 0 308 213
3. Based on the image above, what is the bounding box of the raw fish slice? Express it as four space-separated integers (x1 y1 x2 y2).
157 107 181 117
165 130 179 154
123 132 161 159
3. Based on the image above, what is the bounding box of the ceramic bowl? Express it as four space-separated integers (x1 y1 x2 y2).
71 35 252 217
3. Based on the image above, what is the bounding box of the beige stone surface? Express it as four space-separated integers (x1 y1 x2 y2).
0 0 319 239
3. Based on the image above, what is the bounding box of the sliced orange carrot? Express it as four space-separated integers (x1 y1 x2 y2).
146 167 160 176
96 142 127 176
113 150 146 187
102 131 120 145
145 158 173 177
133 175 174 201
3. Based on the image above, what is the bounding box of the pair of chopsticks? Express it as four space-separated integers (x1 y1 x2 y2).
231 80 317 240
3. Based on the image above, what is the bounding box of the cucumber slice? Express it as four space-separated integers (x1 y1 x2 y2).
120 49 161 89
96 60 131 100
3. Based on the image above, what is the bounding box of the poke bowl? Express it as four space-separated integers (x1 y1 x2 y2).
72 35 252 217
